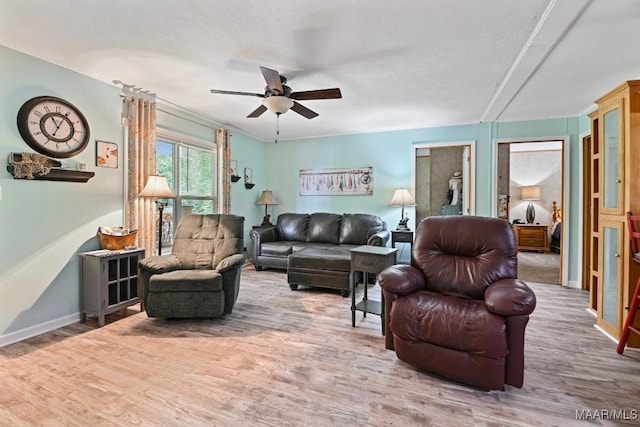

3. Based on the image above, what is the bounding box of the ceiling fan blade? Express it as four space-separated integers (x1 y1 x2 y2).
260 66 284 93
247 104 268 118
290 88 342 100
210 89 264 97
291 101 319 119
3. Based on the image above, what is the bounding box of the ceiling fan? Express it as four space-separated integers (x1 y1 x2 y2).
210 66 342 119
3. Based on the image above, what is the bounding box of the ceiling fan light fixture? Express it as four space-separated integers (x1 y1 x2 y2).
262 96 294 114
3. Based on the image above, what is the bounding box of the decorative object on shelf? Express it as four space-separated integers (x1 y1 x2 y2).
6 152 94 182
498 194 510 220
390 188 417 231
96 226 137 250
230 159 241 182
521 185 541 224
244 167 255 189
299 167 373 196
96 140 118 168
256 190 279 226
16 96 90 158
139 175 176 255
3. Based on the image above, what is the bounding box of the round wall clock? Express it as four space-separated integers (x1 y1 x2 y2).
17 96 90 158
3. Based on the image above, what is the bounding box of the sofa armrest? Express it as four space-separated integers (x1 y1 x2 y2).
378 264 426 296
215 254 246 273
485 279 537 317
367 229 390 246
138 255 181 274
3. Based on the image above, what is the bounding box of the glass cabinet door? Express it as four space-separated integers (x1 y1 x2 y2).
599 221 623 335
600 101 624 214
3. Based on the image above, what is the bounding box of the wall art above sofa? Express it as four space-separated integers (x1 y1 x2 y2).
299 167 372 196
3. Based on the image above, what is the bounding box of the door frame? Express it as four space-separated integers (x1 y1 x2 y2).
411 140 476 229
491 136 571 287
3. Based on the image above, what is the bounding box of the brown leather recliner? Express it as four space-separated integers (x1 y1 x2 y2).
378 215 536 390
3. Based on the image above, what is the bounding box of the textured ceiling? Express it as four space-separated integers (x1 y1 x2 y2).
1 0 639 141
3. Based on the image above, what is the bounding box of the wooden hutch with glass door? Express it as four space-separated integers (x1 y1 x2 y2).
588 80 640 347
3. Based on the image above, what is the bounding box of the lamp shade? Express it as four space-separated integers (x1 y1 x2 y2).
262 96 294 114
139 175 175 198
389 188 417 207
521 185 541 201
256 190 278 206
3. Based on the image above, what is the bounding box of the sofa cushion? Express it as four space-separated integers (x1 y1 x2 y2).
288 247 352 272
261 241 294 257
277 213 310 242
307 213 342 244
339 213 384 245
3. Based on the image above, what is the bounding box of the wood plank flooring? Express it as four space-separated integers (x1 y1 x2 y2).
1 266 639 426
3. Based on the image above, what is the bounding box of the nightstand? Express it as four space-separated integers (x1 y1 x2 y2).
513 224 549 252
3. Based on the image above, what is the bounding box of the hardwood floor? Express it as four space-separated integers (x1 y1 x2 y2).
1 266 639 426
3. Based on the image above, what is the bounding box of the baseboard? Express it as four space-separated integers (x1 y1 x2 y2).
566 280 580 289
0 313 82 348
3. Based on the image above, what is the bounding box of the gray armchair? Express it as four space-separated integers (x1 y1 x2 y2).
138 214 245 318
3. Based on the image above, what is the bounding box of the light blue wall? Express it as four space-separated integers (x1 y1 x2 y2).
0 46 262 343
266 118 582 284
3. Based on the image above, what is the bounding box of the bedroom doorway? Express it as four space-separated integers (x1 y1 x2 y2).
412 140 475 228
494 139 566 286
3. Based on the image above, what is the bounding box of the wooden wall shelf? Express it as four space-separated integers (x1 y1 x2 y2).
7 166 95 183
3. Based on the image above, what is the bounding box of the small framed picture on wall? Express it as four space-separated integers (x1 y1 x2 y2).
96 140 118 168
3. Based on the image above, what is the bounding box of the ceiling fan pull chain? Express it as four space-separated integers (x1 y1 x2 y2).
275 112 280 143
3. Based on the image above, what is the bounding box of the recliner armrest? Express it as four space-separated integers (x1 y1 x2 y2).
368 229 390 246
485 279 536 316
216 254 245 273
378 264 426 295
138 255 181 273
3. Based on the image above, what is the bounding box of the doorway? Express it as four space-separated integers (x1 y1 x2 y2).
494 139 567 285
412 141 475 228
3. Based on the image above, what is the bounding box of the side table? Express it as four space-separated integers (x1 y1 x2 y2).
350 245 398 334
80 248 145 327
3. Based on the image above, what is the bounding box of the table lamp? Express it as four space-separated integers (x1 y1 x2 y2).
521 185 541 224
256 190 279 227
139 175 176 255
390 188 417 231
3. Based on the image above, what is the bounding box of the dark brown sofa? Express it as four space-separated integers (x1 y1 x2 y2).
378 215 536 390
250 212 389 295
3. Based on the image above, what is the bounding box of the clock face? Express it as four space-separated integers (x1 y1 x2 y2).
17 96 90 158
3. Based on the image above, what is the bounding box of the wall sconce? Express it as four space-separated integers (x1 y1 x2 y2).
244 167 255 189
230 159 240 182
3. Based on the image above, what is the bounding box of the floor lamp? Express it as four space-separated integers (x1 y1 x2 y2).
139 175 176 255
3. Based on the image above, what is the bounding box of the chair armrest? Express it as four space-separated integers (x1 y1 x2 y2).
378 264 426 296
250 226 277 244
215 254 246 273
485 279 536 316
138 255 181 274
367 229 390 246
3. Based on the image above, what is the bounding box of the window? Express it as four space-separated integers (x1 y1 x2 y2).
156 132 217 252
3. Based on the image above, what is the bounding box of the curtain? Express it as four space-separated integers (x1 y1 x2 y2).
124 92 157 255
217 128 232 213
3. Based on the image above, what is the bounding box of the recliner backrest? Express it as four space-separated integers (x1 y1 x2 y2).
171 214 244 269
412 216 517 299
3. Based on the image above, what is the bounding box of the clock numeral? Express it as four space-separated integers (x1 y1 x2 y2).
55 106 61 113
44 105 51 113
33 110 43 118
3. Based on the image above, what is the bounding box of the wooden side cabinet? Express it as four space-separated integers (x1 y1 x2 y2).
80 248 145 327
513 224 549 253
